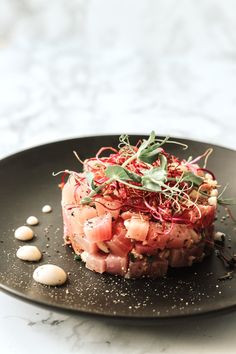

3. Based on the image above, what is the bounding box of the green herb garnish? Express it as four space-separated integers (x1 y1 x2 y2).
81 132 191 204
74 254 82 261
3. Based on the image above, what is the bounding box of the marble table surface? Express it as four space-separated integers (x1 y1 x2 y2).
1 0 236 353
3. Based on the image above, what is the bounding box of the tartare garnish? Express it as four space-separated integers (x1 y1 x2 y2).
62 132 228 225
57 132 235 278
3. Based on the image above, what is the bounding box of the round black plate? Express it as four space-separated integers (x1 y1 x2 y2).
1 135 236 321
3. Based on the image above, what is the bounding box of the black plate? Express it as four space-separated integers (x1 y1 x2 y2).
1 135 236 321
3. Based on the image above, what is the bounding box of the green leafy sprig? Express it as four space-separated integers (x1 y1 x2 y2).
81 132 200 204
121 131 188 166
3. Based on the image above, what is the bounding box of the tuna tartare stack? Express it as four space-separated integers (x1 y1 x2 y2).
60 132 218 278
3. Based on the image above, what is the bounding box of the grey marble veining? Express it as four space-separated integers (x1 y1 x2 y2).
2 291 236 354
0 0 236 160
1 1 236 353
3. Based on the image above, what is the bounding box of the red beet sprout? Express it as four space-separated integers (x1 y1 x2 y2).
65 136 218 228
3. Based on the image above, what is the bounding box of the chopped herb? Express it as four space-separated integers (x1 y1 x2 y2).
182 171 203 186
74 254 82 261
85 172 97 191
129 253 137 262
105 165 141 182
146 255 155 263
81 196 93 205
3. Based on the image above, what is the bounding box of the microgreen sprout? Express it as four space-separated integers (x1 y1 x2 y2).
55 132 236 226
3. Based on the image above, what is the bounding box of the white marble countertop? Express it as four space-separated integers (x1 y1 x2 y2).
1 0 236 353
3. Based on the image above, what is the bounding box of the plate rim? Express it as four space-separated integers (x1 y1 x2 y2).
1 134 236 321
2 283 236 322
1 133 236 164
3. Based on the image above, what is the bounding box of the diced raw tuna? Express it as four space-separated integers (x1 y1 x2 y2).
62 207 73 243
149 258 168 278
168 242 205 267
67 208 84 236
71 234 98 254
112 218 127 238
186 243 205 261
97 241 110 253
106 232 133 257
121 211 134 220
168 249 189 267
63 201 214 277
121 211 149 221
105 254 128 276
61 175 77 205
83 213 112 242
73 181 90 203
186 205 216 228
61 172 215 278
134 242 159 255
198 205 216 227
83 252 107 273
63 205 97 237
95 197 121 220
126 215 149 241
62 174 89 205
146 222 170 249
61 135 217 279
203 225 215 254
146 222 200 250
106 219 133 256
166 225 200 249
76 206 98 224
126 256 168 278
126 258 150 278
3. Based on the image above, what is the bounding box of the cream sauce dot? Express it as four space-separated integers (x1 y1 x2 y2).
26 216 39 226
214 231 225 242
14 226 34 241
33 264 67 286
208 196 217 206
210 189 218 197
42 205 52 213
16 245 42 261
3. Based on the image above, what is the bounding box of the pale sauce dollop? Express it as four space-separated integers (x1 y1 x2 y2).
26 216 39 226
42 205 52 213
16 245 42 261
33 264 67 286
14 226 34 241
